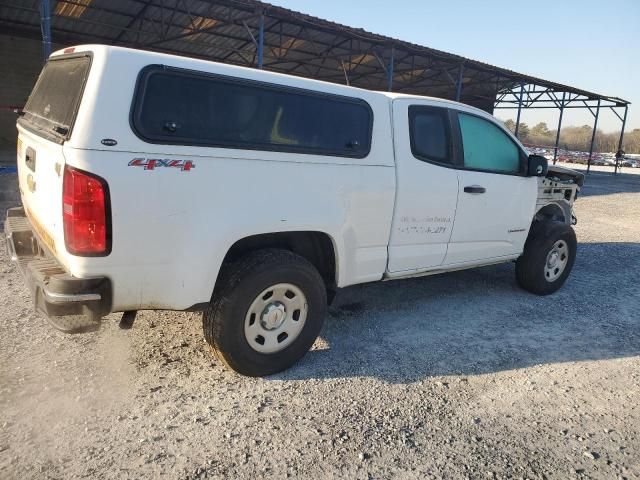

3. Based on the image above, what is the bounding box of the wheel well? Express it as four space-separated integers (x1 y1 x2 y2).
535 203 567 224
222 232 337 291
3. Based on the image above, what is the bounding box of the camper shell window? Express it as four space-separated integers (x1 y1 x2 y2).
131 65 373 158
19 54 92 143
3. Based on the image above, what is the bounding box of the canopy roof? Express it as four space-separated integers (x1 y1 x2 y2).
0 0 630 114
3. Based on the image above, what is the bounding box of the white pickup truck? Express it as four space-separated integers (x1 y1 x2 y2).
5 45 584 376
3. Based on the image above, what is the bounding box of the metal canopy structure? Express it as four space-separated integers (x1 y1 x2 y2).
0 0 631 172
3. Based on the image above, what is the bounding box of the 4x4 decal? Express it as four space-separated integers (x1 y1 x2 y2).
128 158 195 171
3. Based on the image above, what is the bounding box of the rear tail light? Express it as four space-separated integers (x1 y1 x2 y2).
62 165 110 255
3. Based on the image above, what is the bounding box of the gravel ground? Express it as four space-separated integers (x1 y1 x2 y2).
1 170 639 479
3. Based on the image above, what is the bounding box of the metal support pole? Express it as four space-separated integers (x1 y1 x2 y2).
514 82 525 138
614 105 628 175
553 92 566 164
257 11 264 69
340 60 350 86
455 63 464 101
587 98 600 174
39 0 52 63
387 47 394 92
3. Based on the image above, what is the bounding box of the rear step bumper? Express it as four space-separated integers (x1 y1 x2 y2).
4 207 111 333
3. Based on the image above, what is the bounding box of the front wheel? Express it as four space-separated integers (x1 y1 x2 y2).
516 221 577 295
203 249 327 376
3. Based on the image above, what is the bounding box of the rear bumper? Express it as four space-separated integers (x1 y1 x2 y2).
4 207 112 333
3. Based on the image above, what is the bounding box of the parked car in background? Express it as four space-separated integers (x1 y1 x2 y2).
622 158 639 168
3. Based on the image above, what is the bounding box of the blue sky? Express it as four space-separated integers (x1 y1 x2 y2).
267 0 639 132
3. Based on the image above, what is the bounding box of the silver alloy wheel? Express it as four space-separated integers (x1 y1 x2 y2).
244 283 308 354
544 239 569 282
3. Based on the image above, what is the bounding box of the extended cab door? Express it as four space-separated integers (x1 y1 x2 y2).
387 100 460 272
443 111 537 265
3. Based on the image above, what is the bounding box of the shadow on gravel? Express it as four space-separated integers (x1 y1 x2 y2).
576 170 640 197
275 241 640 383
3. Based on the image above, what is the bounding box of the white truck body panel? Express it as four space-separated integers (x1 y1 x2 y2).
445 168 537 264
387 98 459 272
63 148 396 310
16 127 65 254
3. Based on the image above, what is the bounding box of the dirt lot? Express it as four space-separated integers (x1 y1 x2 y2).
1 170 639 479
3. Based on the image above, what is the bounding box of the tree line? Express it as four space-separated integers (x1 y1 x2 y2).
501 119 640 154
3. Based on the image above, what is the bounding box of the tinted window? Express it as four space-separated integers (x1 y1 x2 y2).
22 55 91 140
458 113 521 173
409 106 451 164
132 67 372 158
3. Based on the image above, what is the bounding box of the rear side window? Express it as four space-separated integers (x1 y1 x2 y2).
131 66 372 158
458 113 522 174
21 55 91 141
408 106 452 165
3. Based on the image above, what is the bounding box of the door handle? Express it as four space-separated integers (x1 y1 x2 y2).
464 185 486 194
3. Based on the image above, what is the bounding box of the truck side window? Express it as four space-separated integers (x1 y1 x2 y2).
131 66 372 158
458 113 521 174
408 106 452 165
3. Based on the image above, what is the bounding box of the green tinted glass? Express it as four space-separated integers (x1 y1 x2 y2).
458 113 520 173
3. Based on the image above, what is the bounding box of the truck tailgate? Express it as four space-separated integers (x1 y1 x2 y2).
17 127 65 256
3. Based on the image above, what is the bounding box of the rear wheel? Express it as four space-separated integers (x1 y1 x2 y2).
516 221 577 295
203 249 327 376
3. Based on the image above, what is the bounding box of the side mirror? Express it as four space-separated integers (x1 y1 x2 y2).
527 154 548 177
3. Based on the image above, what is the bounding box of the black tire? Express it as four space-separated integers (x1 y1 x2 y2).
516 221 577 295
203 249 327 376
